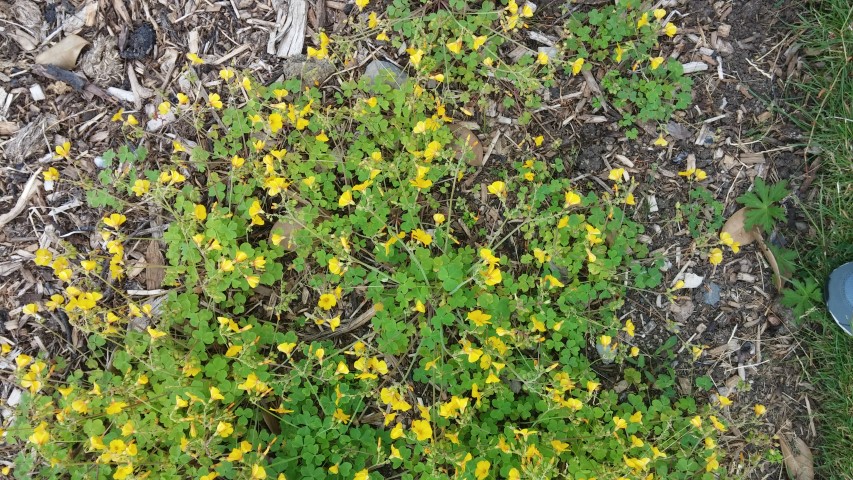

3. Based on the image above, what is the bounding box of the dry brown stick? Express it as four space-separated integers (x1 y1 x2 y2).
0 167 42 229
303 305 377 341
30 64 116 104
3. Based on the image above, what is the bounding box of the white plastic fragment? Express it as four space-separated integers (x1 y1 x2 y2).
30 84 45 101
676 272 704 289
682 62 709 74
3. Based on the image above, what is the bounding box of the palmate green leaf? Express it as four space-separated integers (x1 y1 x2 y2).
737 177 789 233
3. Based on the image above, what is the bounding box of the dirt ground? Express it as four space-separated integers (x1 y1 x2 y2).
0 0 818 477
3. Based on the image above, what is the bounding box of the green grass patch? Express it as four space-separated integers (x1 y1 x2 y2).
790 0 853 476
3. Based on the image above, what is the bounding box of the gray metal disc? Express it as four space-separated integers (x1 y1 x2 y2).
827 261 853 335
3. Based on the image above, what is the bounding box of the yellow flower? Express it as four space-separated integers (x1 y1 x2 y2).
411 419 432 441
706 453 720 472
654 134 668 146
654 8 666 20
467 310 492 327
242 77 252 91
125 114 139 126
368 12 378 28
433 213 446 224
22 303 39 315
251 464 267 480
630 411 643 423
103 213 126 228
410 176 433 189
187 52 204 64
315 131 329 142
533 248 549 264
710 415 727 432
482 265 502 285
34 249 53 266
193 204 207 221
615 44 624 62
43 167 60 182
131 179 150 196
328 257 345 276
147 327 167 339
106 401 128 415
225 345 243 357
318 293 337 310
353 469 369 480
219 68 235 81
472 35 488 50
568 57 584 76
600 335 612 346
446 39 463 54
650 56 664 70
216 421 234 438
407 47 424 66
630 346 640 356
177 92 189 105
29 422 50 446
111 108 125 122
709 248 723 266
754 404 767 416
673 280 685 290
339 190 355 207
474 461 490 480
209 93 223 109
694 168 708 181
268 112 284 133
114 464 134 480
664 22 678 37
718 395 733 407
245 275 260 288
720 232 741 253
609 168 625 181
537 51 549 65
157 101 171 116
565 190 582 206
624 456 650 471
355 0 368 9
411 229 432 246
210 386 225 401
613 416 627 430
637 12 649 28
586 380 600 393
624 319 635 337
376 31 389 41
333 408 351 423
487 181 507 197
55 141 72 159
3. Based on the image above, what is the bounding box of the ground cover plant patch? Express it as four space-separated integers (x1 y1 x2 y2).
0 0 830 479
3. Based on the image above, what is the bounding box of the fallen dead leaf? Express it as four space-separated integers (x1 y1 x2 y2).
721 207 758 247
450 125 484 167
779 433 814 480
35 34 89 70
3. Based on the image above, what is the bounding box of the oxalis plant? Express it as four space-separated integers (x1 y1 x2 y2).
9 2 725 480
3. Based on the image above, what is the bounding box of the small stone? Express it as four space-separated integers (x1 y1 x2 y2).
702 282 721 306
670 298 695 323
281 55 336 87
363 60 408 88
596 342 617 364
